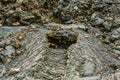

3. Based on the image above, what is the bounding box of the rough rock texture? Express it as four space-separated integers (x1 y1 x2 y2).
0 24 120 80
0 0 120 80
102 72 120 80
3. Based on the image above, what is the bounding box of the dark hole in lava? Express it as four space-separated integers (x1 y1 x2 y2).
47 37 77 49
46 30 78 49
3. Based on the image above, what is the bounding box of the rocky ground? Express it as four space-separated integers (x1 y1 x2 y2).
0 0 120 80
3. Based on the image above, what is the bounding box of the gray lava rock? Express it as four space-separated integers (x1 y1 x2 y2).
111 27 120 40
20 12 35 25
92 2 107 10
5 13 20 26
115 40 120 45
20 12 35 20
61 15 73 22
115 46 120 51
58 0 70 10
58 0 64 10
101 71 120 80
0 65 6 77
0 41 6 48
0 26 28 37
83 61 96 76
102 22 112 31
113 50 120 55
80 76 101 80
0 51 6 64
71 75 101 80
5 46 15 57
53 9 63 19
0 40 11 48
91 17 104 26
78 0 90 3
77 23 88 31
0 24 120 80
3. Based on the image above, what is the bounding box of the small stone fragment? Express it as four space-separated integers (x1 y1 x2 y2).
61 14 72 22
5 46 15 57
12 22 20 26
15 50 22 55
115 46 120 51
9 68 20 75
113 50 120 55
16 33 24 40
0 41 5 48
91 17 104 26
11 41 22 49
0 65 6 77
6 58 12 63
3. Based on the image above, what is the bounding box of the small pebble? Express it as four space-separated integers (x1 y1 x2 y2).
115 46 120 51
113 50 120 55
5 46 15 57
9 68 20 75
91 17 104 26
0 41 6 48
